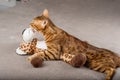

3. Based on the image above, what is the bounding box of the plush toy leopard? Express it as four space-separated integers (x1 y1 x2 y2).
16 28 47 55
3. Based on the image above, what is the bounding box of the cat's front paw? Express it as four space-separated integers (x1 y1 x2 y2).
30 57 43 68
70 53 86 67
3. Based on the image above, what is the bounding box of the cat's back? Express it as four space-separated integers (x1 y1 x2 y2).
85 43 120 67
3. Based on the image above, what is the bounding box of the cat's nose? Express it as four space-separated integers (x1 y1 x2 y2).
30 23 35 28
30 22 33 26
30 21 34 25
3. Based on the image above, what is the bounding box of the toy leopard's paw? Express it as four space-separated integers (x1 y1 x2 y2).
30 57 43 68
31 38 37 44
70 53 86 67
18 38 38 55
16 47 27 55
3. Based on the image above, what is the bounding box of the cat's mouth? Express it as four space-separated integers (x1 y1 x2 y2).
30 25 37 33
31 28 36 33
30 26 36 33
30 24 39 32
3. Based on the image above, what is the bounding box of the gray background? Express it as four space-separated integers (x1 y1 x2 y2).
0 0 120 80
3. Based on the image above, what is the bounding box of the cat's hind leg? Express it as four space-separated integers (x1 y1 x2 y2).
92 64 115 80
60 53 86 67
87 59 115 80
104 67 115 80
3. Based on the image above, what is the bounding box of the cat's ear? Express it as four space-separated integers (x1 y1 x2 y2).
41 20 48 28
42 9 49 18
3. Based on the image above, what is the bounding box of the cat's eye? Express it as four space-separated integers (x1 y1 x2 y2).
43 21 46 24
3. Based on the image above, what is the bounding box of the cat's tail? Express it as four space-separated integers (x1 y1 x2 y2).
118 57 120 67
117 56 120 67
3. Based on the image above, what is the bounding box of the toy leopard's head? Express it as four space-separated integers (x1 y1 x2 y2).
22 28 36 42
16 28 37 55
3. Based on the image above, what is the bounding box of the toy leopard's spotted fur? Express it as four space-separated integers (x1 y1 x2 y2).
19 38 37 55
17 9 120 80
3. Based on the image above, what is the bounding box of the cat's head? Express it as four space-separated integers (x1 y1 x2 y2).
30 9 53 32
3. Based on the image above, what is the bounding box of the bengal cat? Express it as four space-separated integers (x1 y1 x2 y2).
28 9 120 80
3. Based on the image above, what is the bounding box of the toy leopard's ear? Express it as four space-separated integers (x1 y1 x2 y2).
42 9 49 18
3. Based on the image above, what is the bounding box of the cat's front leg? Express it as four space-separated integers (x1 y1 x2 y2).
60 53 86 67
27 48 59 67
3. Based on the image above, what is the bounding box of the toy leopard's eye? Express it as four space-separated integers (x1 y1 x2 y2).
22 29 26 35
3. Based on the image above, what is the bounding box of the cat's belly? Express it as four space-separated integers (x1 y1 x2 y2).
36 41 47 49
